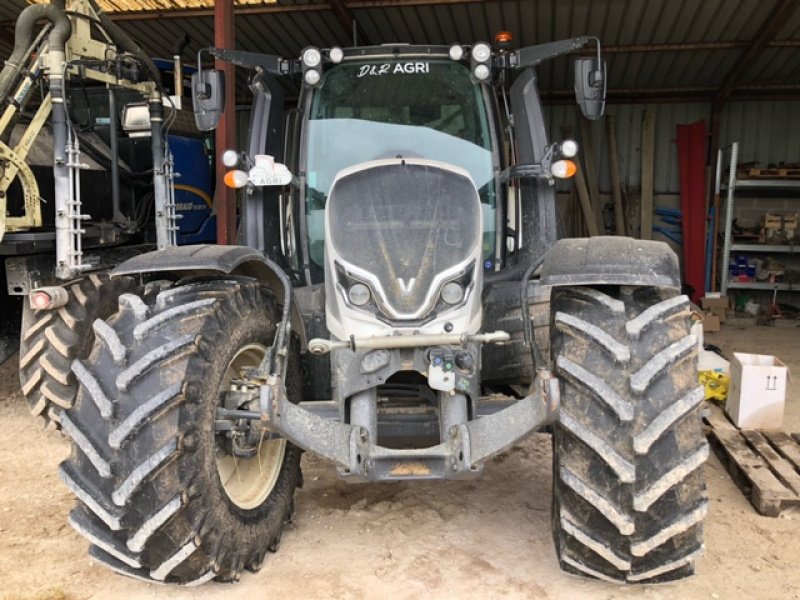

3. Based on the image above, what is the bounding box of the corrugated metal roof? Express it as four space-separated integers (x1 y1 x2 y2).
1 0 799 100
26 0 277 12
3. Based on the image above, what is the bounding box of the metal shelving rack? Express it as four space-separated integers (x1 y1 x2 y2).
720 141 800 295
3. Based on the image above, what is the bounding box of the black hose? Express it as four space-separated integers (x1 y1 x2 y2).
519 254 547 369
0 4 72 99
85 0 162 87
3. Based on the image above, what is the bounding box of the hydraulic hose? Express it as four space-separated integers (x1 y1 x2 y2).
85 0 162 86
0 4 72 100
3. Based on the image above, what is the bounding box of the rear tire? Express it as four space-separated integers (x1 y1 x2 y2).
19 274 138 429
59 277 302 584
550 285 708 583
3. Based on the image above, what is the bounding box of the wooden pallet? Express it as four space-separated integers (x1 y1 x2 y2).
703 403 800 516
740 167 800 179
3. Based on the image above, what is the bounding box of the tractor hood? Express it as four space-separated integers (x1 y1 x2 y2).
324 158 483 339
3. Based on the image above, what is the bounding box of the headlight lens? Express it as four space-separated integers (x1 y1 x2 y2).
329 47 344 64
560 139 579 158
302 47 321 68
304 69 321 85
221 149 239 167
348 283 371 306
471 43 491 63
449 44 464 61
473 64 490 81
441 281 464 305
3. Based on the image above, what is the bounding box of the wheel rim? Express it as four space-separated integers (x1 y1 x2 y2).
216 343 286 510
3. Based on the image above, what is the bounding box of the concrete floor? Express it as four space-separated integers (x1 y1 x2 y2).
0 321 798 599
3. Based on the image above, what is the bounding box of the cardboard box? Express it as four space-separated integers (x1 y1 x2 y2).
701 296 729 322
702 313 720 332
726 353 788 429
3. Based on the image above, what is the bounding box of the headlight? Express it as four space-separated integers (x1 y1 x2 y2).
471 43 491 63
441 281 464 305
449 44 464 61
473 64 490 81
304 69 321 86
329 47 344 64
221 149 239 167
302 47 321 68
560 139 579 158
348 283 371 306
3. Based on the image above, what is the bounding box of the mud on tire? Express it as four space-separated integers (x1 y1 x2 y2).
551 285 708 583
58 277 302 584
19 274 138 429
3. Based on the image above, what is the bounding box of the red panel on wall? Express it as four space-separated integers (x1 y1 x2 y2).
676 120 707 304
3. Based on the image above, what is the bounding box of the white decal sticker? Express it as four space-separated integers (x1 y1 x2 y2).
248 155 292 187
357 62 430 77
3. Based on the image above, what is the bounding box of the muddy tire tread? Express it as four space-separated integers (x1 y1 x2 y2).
551 285 708 584
60 277 302 584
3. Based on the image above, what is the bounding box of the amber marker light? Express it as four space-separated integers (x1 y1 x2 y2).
224 170 249 189
495 31 513 45
551 159 577 179
32 290 52 310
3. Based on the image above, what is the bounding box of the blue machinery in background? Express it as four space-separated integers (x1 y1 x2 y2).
169 134 216 244
153 58 216 245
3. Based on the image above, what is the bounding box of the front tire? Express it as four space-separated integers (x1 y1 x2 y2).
59 277 302 584
550 285 708 583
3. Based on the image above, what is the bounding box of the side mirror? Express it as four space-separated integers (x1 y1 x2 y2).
191 69 225 131
574 57 606 120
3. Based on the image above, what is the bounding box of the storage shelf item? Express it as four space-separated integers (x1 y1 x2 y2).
726 281 795 291
730 244 798 254
719 142 800 297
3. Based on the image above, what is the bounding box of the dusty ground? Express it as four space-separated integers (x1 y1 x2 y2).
1 321 799 600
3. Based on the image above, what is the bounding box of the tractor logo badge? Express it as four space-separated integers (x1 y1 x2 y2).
397 278 416 294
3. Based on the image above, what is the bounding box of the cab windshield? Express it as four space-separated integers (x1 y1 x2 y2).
304 59 495 267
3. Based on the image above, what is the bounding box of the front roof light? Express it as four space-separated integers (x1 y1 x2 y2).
302 47 322 68
473 64 491 81
471 42 492 63
329 46 344 64
449 44 465 61
304 69 321 86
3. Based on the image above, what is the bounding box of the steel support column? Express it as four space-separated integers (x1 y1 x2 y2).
215 0 236 245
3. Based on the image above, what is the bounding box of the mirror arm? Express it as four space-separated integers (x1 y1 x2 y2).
205 47 296 76
508 36 600 69
499 144 557 182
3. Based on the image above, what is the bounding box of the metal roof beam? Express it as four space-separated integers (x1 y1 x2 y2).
714 0 800 108
542 83 800 104
101 0 490 21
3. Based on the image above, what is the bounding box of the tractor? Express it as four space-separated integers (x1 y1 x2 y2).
55 35 708 585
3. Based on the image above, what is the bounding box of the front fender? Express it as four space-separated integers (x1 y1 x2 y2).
112 245 306 346
540 237 680 289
